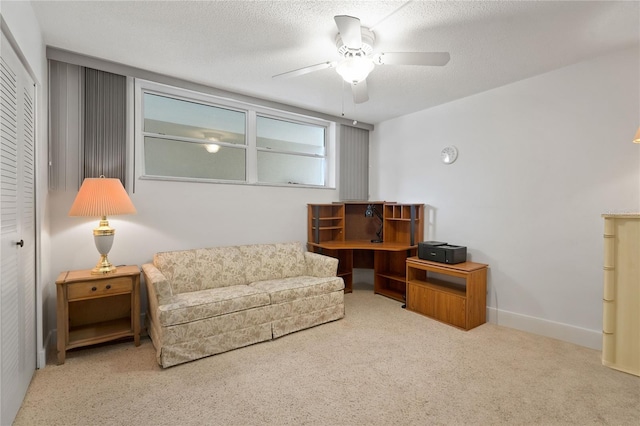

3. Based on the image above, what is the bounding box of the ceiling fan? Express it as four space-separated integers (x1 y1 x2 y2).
273 15 450 104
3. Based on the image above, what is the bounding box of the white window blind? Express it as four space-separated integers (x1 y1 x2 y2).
339 125 369 201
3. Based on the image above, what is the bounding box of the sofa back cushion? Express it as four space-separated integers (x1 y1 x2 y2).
154 246 247 294
238 242 307 283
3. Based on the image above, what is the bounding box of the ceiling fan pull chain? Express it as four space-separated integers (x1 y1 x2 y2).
341 79 345 117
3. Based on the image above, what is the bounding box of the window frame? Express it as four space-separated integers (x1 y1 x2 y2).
134 79 336 188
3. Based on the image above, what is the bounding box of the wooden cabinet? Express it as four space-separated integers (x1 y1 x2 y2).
406 257 487 330
602 214 639 376
56 265 141 364
308 202 423 301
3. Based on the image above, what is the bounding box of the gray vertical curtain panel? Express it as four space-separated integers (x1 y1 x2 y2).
84 68 127 185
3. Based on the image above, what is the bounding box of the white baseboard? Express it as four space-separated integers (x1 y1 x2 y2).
486 307 602 351
37 348 47 369
38 329 55 369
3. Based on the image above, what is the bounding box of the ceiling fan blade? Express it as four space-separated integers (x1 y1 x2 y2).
375 52 451 66
334 15 362 49
272 61 336 79
351 80 369 104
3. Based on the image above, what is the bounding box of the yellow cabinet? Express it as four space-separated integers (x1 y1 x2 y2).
602 214 639 376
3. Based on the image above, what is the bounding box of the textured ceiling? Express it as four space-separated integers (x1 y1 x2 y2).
30 0 640 124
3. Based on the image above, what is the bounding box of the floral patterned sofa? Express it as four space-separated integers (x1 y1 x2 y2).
142 242 344 368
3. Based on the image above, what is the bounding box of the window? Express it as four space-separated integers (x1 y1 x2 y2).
256 116 326 185
142 92 247 182
136 80 335 187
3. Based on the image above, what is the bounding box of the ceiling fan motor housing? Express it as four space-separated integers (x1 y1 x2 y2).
336 27 375 57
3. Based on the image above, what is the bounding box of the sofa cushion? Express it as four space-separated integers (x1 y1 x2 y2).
238 242 307 283
250 276 344 304
158 285 270 327
154 246 247 293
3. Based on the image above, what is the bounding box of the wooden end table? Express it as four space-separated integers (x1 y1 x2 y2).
56 265 141 364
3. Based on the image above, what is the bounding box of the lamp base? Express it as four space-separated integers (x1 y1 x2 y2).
91 217 117 274
91 254 117 275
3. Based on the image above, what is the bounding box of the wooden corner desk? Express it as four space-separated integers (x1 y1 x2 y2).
307 202 423 301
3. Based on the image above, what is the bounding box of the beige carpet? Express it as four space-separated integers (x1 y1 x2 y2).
15 283 640 425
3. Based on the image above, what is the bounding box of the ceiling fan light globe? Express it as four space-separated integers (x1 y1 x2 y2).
336 56 374 84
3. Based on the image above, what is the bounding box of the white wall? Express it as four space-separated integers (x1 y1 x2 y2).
370 47 640 349
1 0 50 367
50 180 337 271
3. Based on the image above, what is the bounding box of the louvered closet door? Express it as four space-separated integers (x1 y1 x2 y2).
0 32 37 425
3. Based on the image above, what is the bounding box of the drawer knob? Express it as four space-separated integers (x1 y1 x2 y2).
91 286 97 292
106 284 111 290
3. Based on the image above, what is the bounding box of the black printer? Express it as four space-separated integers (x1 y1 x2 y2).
418 241 467 264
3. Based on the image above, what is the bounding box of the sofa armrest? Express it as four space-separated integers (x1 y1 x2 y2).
141 263 173 305
304 251 339 278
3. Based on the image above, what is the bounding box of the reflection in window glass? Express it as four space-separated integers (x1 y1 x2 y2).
257 151 324 186
144 137 245 181
257 116 325 155
144 93 246 145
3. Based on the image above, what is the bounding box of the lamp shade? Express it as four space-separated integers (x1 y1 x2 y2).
69 177 136 217
634 127 640 144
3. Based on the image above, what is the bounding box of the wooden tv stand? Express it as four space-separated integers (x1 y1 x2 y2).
405 257 488 330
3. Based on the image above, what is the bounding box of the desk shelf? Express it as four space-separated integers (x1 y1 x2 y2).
308 204 345 243
376 286 405 301
374 249 416 302
376 271 406 282
376 272 407 302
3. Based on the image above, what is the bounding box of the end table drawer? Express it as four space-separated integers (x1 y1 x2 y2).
67 277 133 300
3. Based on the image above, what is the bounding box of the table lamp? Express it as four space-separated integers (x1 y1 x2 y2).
364 204 383 243
633 127 640 144
68 176 137 274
